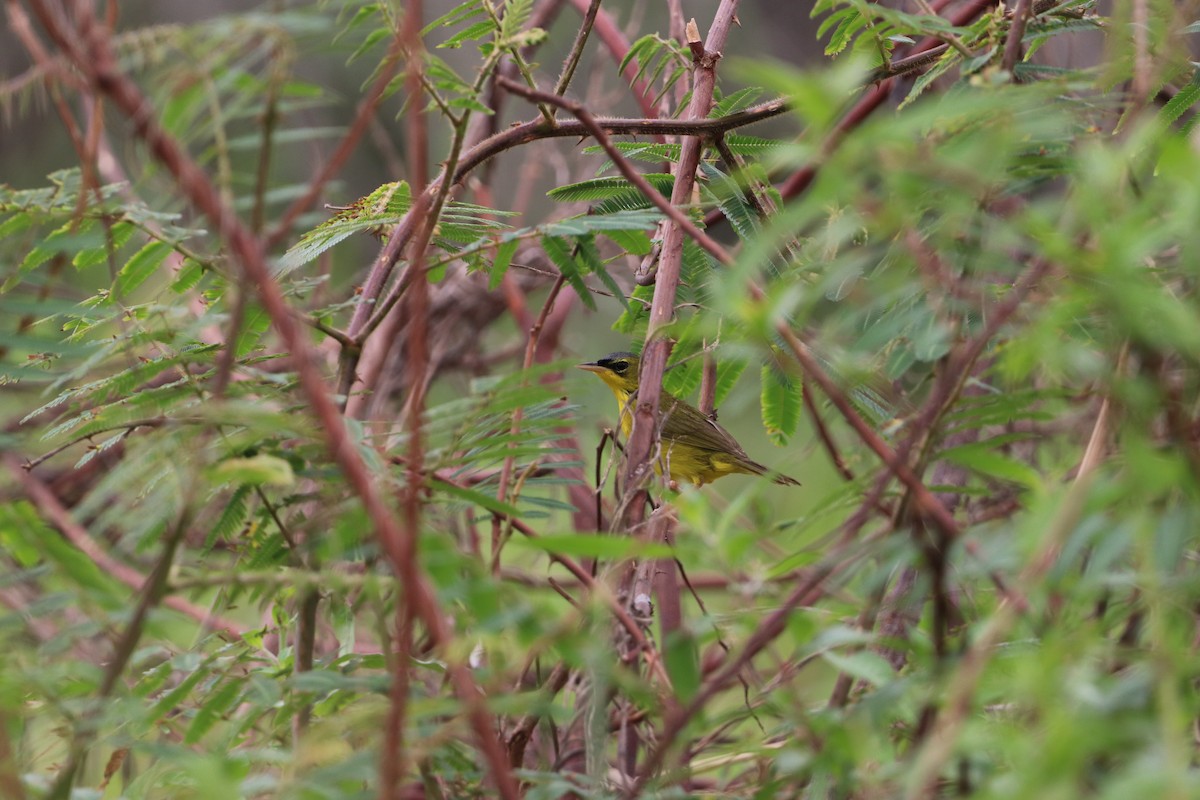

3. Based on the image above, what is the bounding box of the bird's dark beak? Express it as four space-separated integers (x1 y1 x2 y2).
577 361 603 373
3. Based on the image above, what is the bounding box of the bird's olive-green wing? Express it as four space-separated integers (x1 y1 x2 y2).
658 394 751 458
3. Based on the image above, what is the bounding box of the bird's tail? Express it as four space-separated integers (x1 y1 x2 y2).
743 458 801 486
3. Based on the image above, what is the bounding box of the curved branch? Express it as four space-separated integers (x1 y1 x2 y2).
452 99 788 184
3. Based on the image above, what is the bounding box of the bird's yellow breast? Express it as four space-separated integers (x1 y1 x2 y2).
604 385 636 439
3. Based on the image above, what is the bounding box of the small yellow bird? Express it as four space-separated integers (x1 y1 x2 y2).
578 351 800 487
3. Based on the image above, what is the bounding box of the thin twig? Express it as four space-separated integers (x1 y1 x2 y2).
553 0 601 98
628 527 890 796
48 505 195 798
913 0 975 58
776 0 998 204
507 663 573 768
454 99 788 184
566 0 658 119
471 501 674 689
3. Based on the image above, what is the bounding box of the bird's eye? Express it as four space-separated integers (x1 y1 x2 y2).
612 361 628 374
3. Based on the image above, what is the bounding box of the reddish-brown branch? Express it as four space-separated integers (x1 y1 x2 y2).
460 500 673 689
648 508 682 658
619 4 742 545
773 326 962 540
801 381 857 483
506 662 573 768
454 99 788 187
381 2 429 795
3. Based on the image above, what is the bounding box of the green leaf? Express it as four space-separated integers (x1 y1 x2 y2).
710 86 764 118
148 657 215 726
438 20 495 48
712 357 748 408
575 234 629 311
73 220 135 268
499 0 534 41
604 228 652 256
613 283 653 334
170 258 206 293
0 211 33 239
116 240 174 296
184 676 246 744
760 363 800 445
1159 69 1200 128
663 629 701 703
939 442 1042 490
821 650 895 688
662 351 702 398
210 454 296 487
488 238 519 290
431 478 522 518
422 0 484 36
541 234 595 310
21 218 103 272
548 174 674 204
205 485 254 551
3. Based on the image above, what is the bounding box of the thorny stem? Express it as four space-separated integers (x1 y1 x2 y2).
552 0 601 98
456 100 788 187
619 1 741 525
1002 0 1033 74
484 0 555 125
